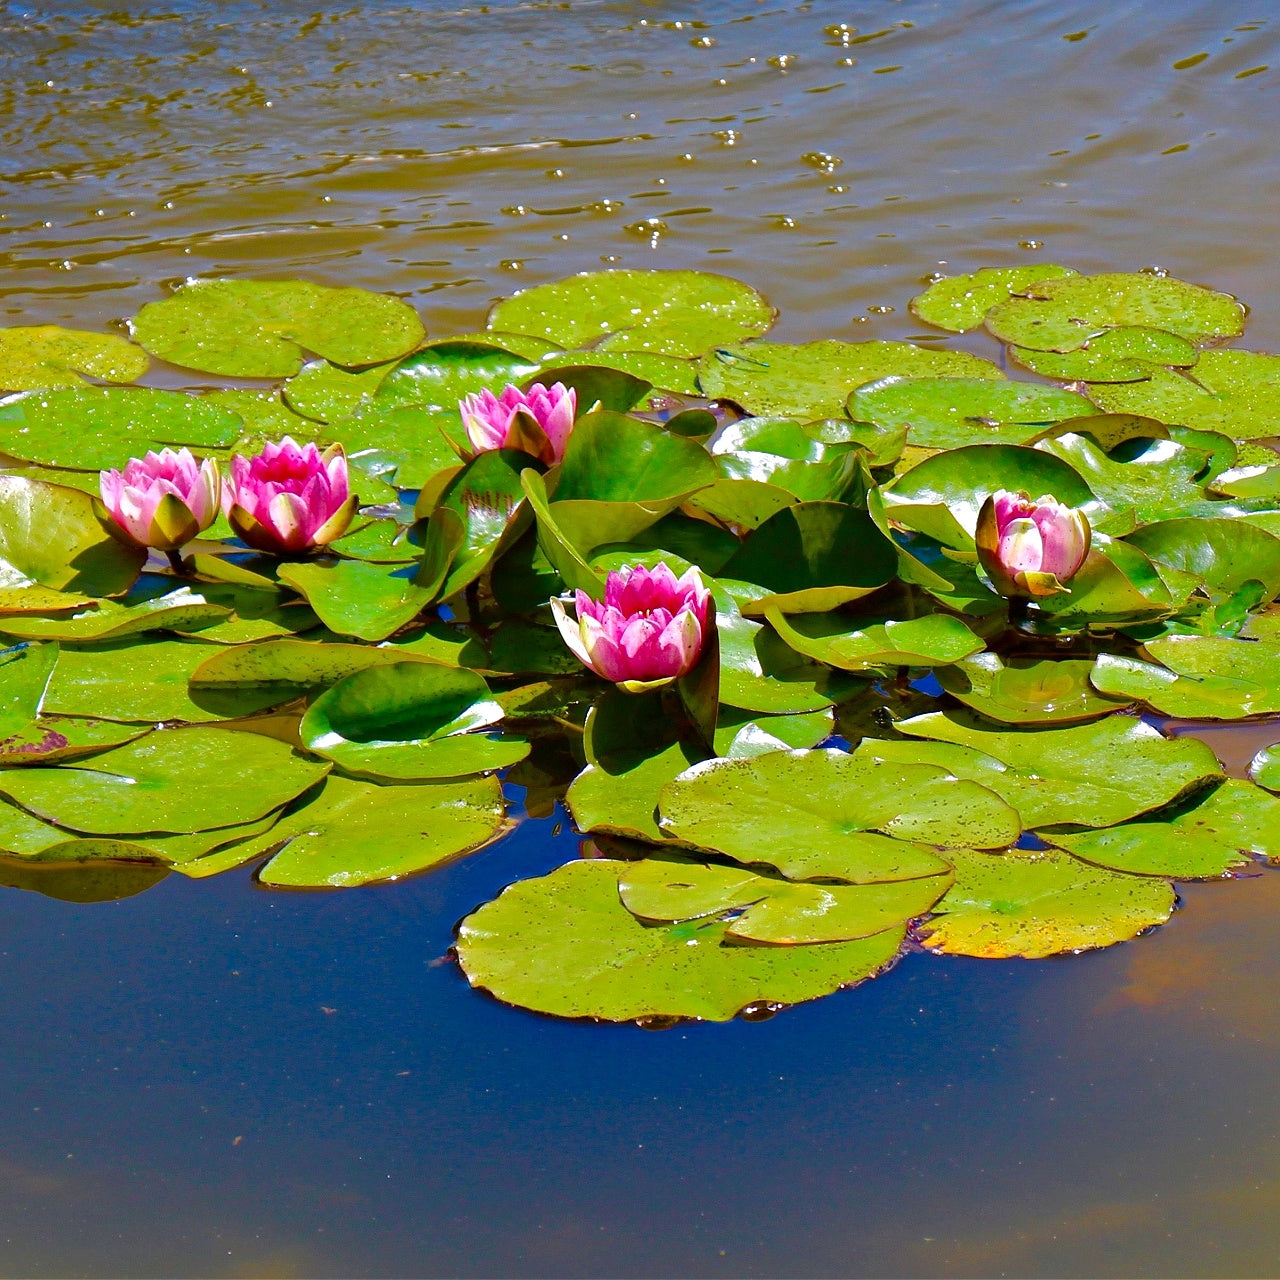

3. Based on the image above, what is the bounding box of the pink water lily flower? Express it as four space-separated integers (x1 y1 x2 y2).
223 436 357 555
551 563 712 692
459 381 577 464
976 488 1091 599
99 447 221 551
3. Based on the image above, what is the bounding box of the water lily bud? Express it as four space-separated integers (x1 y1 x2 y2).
550 563 712 692
975 489 1091 599
223 436 356 555
459 381 577 465
99 448 221 551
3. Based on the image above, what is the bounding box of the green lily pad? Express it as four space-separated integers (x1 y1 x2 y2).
713 444 862 503
43 638 236 723
567 740 707 844
686 478 798 530
659 749 1020 882
374 341 542 412
1125 517 1280 599
984 272 1244 353
880 444 1098 546
715 594 836 714
1249 743 1280 793
1033 541 1184 628
0 716 146 765
0 325 149 391
1045 779 1277 878
936 652 1131 723
323 402 460 489
895 709 1222 827
548 411 719 553
299 662 522 780
908 265 1078 332
697 339 1002 420
0 586 230 643
0 388 240 472
1087 351 1280 439
1010 326 1198 382
0 639 57 737
1090 651 1274 719
487 269 774 358
0 726 328 834
277 558 434 643
918 847 1175 958
849 377 1093 450
238 772 507 887
524 363 651 415
712 705 834 757
455 858 903 1022
618 852 950 944
570 351 699 396
722 503 897 613
282 359 395 422
1034 433 1219 527
131 278 425 378
767 608 985 672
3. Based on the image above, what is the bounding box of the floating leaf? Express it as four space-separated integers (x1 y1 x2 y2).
0 387 241 471
0 325 149 391
1045 779 1278 878
895 709 1222 827
849 377 1092 450
253 773 506 887
0 726 328 834
712 705 833 758
131 278 425 377
487 269 774 358
1125 517 1280 600
659 749 1020 882
0 476 144 598
299 662 523 780
908 265 1078 332
0 640 57 737
984 272 1244 352
567 740 706 844
618 852 950 944
1010 326 1198 382
0 586 230 642
767 609 985 672
722 503 897 613
937 652 1131 723
282 358 395 422
455 858 903 1022
277 558 433 643
323 402 459 489
697 339 1001 420
715 594 835 713
375 341 542 412
1033 541 1185 628
918 847 1175 958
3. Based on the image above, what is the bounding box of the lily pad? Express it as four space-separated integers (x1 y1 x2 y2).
0 726 328 834
715 595 836 714
1087 351 1280 439
374 341 542 412
618 852 950 944
455 858 903 1022
849 377 1093 450
0 586 230 643
323 402 460 489
0 325 149 391
251 773 507 887
567 740 707 844
299 662 523 780
983 272 1244 353
131 278 425 377
918 847 1175 958
1125 517 1280 600
937 652 1131 723
697 339 1002 420
908 265 1078 332
895 709 1222 827
277 558 434 643
487 269 774 358
1010 326 1198 382
712 705 834 757
282 358 395 422
659 749 1020 882
1045 779 1278 878
0 387 242 471
767 609 985 672
722 503 897 613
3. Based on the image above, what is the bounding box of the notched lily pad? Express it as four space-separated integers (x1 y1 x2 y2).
909 265 1078 332
918 847 1175 958
131 278 425 377
455 858 904 1022
0 325 149 391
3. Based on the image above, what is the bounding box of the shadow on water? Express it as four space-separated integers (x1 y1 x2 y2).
3 0 1280 1275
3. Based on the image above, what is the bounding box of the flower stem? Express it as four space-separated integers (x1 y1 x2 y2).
166 549 191 577
1007 596 1029 631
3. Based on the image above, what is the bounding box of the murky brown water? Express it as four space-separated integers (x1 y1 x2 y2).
3 2 1280 1276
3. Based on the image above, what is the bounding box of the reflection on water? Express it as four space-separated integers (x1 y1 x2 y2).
4 0 1280 1275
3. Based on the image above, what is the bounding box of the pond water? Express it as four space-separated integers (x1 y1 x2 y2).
3 0 1280 1275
